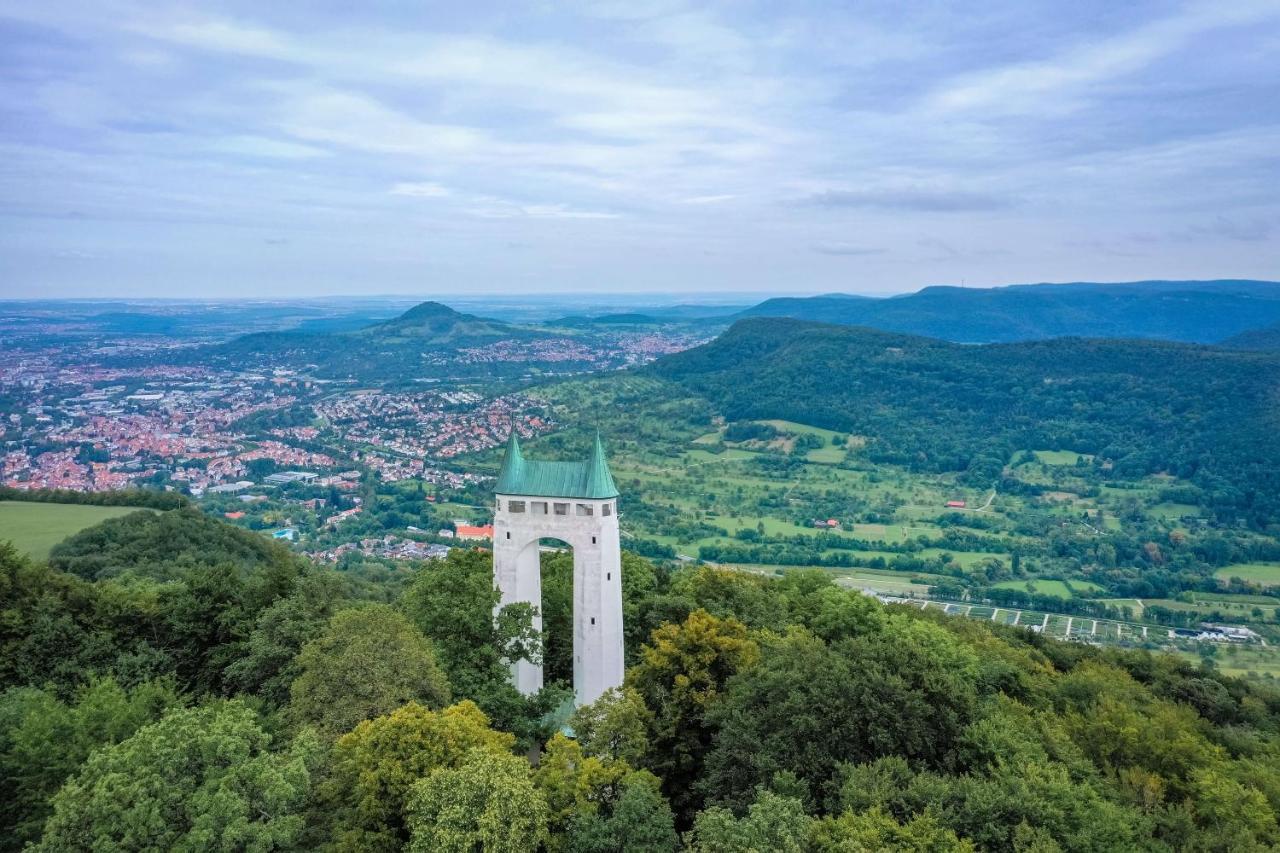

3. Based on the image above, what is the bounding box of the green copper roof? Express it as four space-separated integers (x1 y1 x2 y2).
495 431 620 500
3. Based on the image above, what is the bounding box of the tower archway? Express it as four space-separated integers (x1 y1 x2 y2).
492 432 624 707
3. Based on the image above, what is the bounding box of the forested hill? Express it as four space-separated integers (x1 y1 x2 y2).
155 300 559 379
6 509 1280 850
649 317 1280 525
737 280 1280 343
1221 320 1280 350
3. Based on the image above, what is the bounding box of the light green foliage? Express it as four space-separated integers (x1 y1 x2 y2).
836 756 1143 851
407 748 548 853
0 501 141 561
811 807 975 852
689 790 812 853
570 685 653 766
289 604 450 736
317 700 515 852
775 569 884 642
628 608 760 821
35 700 319 852
0 677 181 851
536 733 628 849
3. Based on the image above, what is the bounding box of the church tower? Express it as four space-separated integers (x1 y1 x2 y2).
492 431 624 707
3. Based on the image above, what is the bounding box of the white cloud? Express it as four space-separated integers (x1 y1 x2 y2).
215 136 329 159
390 181 451 198
924 1 1280 116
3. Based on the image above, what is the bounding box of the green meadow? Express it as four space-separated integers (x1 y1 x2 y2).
0 501 145 561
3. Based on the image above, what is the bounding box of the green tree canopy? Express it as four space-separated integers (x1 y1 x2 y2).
316 700 515 852
289 604 450 737
407 748 549 853
628 608 760 823
0 677 181 851
35 700 318 852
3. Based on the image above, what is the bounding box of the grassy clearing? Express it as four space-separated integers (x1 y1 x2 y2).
918 548 1005 570
1176 647 1280 680
992 578 1075 598
1145 597 1279 621
0 501 146 561
1149 502 1200 521
728 563 939 596
1215 563 1280 587
1033 450 1094 466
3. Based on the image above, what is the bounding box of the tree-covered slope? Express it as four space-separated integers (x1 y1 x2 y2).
1221 320 1280 350
5 528 1280 851
161 301 563 379
739 280 1280 343
649 318 1280 524
49 507 300 582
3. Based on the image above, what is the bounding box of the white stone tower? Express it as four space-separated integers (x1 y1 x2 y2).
491 431 624 707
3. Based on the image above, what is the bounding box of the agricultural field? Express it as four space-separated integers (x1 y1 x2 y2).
1214 562 1280 588
731 563 943 597
593 417 1207 577
0 501 146 560
1177 647 1280 681
1031 449 1094 466
992 578 1069 597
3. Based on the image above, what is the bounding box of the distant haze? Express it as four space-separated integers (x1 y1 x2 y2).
1 1 1278 298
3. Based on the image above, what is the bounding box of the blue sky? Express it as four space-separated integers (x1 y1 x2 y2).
2 1 1278 298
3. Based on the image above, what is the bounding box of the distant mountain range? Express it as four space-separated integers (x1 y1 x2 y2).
347 300 528 345
734 280 1280 344
172 301 558 380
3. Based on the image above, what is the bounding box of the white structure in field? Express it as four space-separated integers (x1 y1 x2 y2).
492 431 624 707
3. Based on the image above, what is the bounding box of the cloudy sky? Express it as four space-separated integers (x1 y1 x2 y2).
2 1 1278 298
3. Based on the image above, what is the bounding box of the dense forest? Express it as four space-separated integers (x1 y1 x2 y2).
648 318 1280 527
4 507 1280 850
738 280 1280 344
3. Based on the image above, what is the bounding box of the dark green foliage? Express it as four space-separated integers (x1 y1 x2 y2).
399 548 568 748
0 486 187 510
288 604 451 737
223 571 353 706
0 677 182 851
651 318 1280 524
722 421 778 443
739 280 1280 344
49 507 300 582
702 621 981 811
566 770 680 853
34 700 319 852
6 506 1280 851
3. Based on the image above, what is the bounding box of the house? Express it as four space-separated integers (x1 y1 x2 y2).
455 524 494 541
946 500 966 508
224 511 245 520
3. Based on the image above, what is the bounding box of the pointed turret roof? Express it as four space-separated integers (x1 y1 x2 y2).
494 430 620 500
